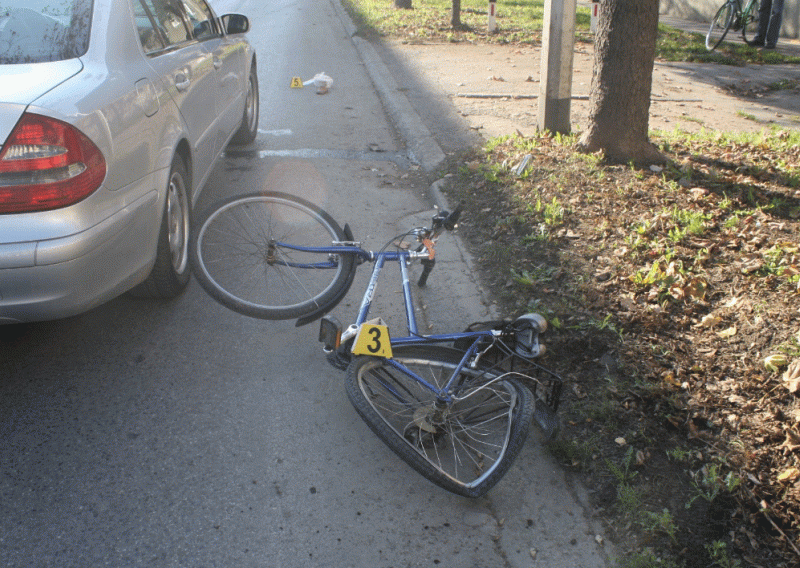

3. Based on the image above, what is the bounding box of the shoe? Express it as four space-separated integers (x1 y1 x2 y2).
748 38 765 47
764 44 777 50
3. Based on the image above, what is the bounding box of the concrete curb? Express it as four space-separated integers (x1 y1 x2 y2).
330 0 447 173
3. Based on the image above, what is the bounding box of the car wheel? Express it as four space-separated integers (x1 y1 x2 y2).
131 155 191 298
229 62 259 146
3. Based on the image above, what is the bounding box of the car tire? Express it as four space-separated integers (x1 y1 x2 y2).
131 155 191 298
229 62 259 146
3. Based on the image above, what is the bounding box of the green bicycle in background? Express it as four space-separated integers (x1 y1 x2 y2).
706 0 760 50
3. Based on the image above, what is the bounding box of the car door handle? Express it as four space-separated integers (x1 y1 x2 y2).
175 72 191 92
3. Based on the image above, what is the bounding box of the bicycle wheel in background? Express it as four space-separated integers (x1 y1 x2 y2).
345 346 534 498
191 192 355 320
706 2 734 50
741 0 761 44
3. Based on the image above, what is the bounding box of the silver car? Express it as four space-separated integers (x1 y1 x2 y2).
0 0 258 324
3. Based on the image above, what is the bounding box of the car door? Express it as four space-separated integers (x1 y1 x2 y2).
135 0 219 187
179 0 246 153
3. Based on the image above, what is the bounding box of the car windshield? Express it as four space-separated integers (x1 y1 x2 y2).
0 0 92 64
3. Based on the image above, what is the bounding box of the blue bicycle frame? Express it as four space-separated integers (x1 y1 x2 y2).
277 239 518 403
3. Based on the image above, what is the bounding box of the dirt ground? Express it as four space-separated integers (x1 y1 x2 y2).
381 39 800 140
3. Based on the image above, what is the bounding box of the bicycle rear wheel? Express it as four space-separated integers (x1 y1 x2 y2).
741 0 760 44
706 2 734 50
191 192 355 319
345 346 534 498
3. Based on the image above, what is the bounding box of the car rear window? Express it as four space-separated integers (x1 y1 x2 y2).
0 0 92 64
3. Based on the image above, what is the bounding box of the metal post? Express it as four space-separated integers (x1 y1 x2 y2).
488 0 497 33
537 0 576 135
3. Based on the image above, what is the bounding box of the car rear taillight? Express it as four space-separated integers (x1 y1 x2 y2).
0 113 106 214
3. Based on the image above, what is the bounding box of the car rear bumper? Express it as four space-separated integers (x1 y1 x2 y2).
0 190 160 324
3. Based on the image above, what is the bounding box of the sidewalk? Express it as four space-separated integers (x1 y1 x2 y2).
349 3 800 173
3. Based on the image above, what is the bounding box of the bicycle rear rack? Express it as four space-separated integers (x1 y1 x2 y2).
461 338 564 440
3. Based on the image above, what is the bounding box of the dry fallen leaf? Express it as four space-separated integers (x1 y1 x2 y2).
777 468 800 483
740 258 764 274
779 429 800 452
765 354 789 372
689 187 708 199
783 361 800 394
684 277 708 300
697 314 722 328
717 326 737 339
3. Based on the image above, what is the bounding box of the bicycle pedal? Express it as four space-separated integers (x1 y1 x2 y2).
319 315 342 351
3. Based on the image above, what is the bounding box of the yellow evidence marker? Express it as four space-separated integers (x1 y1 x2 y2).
290 77 304 88
352 320 393 359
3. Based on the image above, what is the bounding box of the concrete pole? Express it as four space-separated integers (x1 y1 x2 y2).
488 0 497 33
537 0 576 134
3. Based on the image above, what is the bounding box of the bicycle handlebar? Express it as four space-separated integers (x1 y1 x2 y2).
415 206 462 287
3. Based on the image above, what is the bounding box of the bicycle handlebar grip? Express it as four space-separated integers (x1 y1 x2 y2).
445 206 462 230
418 257 435 287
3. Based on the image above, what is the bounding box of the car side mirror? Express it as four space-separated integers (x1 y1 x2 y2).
221 14 250 35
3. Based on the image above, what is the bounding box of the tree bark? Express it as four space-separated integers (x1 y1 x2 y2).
394 0 412 8
452 0 462 27
577 0 664 165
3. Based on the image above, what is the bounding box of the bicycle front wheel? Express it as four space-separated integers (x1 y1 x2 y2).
191 192 355 319
741 0 760 44
345 346 534 498
706 2 734 50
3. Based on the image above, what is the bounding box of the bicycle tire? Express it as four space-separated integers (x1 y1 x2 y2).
345 345 534 498
706 2 734 51
741 0 760 44
190 192 355 320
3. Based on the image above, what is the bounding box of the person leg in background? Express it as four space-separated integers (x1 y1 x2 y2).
750 0 784 48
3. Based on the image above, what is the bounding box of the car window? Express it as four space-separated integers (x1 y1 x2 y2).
140 0 190 47
136 0 217 54
180 0 217 41
134 0 165 54
0 0 92 64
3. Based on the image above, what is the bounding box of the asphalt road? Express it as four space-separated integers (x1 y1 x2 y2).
0 1 610 567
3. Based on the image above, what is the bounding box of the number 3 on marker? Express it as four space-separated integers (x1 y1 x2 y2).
352 324 393 358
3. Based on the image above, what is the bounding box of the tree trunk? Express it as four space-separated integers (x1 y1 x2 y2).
394 0 412 8
577 0 664 165
452 0 461 27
